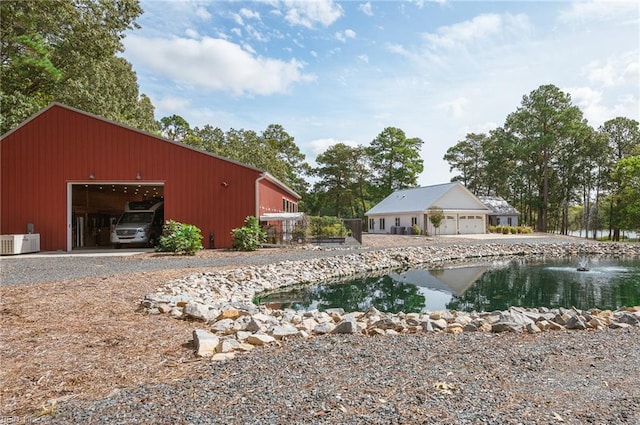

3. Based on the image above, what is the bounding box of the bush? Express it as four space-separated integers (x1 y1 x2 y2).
231 216 266 251
156 220 203 256
309 216 349 237
411 224 421 235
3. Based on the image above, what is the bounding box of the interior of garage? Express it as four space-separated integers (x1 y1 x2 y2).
71 183 164 249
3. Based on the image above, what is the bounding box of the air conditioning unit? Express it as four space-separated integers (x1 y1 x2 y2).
1 234 40 255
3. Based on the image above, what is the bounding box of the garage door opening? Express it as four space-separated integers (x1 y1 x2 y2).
69 182 164 250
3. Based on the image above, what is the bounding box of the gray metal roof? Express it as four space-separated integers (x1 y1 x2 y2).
477 196 520 216
365 182 460 215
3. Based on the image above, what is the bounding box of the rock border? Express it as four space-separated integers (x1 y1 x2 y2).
141 242 640 358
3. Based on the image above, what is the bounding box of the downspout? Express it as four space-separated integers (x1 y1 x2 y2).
255 172 268 219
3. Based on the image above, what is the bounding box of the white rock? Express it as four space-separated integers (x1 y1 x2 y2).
193 329 219 357
217 338 242 353
211 318 236 334
247 334 276 346
212 352 235 361
271 325 300 340
331 318 358 334
314 322 336 334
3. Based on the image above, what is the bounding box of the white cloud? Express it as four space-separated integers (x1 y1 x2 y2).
558 1 639 24
424 13 531 50
585 51 639 87
195 6 212 20
335 29 356 43
185 28 199 39
233 13 244 26
154 96 191 114
360 2 373 17
240 8 261 20
439 97 470 119
307 137 360 156
124 35 316 96
283 0 343 28
566 86 638 127
358 54 369 63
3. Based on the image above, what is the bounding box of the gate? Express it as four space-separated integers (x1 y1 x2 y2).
343 219 363 244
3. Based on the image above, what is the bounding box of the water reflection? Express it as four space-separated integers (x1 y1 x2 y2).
255 257 640 313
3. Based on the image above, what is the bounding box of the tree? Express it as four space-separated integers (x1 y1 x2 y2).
312 143 363 217
505 84 586 233
160 115 192 142
1 0 157 134
428 206 444 236
443 133 487 195
193 124 226 154
262 124 311 196
598 117 640 240
611 156 640 233
366 127 424 202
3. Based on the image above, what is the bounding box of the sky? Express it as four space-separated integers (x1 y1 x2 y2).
121 0 640 186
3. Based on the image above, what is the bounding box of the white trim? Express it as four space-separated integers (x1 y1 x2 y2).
255 173 267 218
67 183 72 252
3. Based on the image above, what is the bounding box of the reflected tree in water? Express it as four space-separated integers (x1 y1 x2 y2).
258 275 426 314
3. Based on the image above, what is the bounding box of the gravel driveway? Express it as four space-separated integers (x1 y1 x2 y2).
0 233 573 286
40 329 640 424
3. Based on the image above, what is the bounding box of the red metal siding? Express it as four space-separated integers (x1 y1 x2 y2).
1 104 297 251
258 178 298 216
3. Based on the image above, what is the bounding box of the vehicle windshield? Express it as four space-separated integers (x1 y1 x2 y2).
118 212 153 224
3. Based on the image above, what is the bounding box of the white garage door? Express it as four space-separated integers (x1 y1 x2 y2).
440 215 457 235
459 215 484 234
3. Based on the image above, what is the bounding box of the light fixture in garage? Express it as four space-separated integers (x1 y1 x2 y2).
136 172 141 180
221 181 229 187
89 173 95 179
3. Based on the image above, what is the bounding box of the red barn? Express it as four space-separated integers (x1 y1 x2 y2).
0 103 300 251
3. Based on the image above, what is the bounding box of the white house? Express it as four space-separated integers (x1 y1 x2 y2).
365 182 491 236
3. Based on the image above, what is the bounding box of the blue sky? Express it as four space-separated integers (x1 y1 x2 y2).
122 0 640 186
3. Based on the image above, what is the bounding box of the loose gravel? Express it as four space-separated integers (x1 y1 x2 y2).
42 330 640 424
0 235 572 286
5 235 640 424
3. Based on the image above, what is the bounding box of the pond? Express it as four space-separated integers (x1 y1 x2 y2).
255 256 640 313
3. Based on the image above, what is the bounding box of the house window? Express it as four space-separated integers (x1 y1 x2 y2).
369 218 375 230
497 217 501 225
395 217 400 227
508 217 512 226
379 218 385 230
411 217 417 226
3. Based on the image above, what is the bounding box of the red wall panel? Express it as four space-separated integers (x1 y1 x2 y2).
1 104 297 251
258 178 298 216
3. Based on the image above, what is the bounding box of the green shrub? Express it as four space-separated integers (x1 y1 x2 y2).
231 216 267 251
411 224 421 235
309 216 349 237
156 220 203 256
488 225 497 233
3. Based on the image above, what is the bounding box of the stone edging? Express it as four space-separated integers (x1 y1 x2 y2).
141 242 640 359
